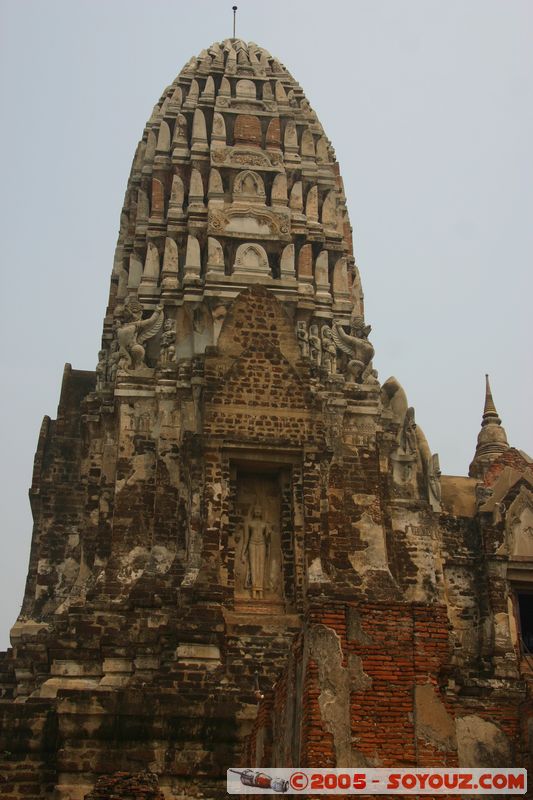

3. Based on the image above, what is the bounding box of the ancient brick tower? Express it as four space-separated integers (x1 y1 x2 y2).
1 39 533 800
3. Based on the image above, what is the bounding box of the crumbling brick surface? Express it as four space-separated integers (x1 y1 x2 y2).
84 771 164 800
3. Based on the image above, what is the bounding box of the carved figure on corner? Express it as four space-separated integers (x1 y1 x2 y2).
95 350 107 391
296 320 309 359
242 505 270 600
400 407 417 455
309 324 322 367
107 340 120 383
364 368 380 387
331 315 374 382
117 300 164 370
321 326 337 375
428 453 442 508
159 319 176 366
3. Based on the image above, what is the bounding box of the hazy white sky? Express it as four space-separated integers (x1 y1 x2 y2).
0 0 531 650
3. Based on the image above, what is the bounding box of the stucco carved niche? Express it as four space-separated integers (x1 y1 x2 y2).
233 242 270 276
505 486 533 557
233 475 284 610
232 170 266 204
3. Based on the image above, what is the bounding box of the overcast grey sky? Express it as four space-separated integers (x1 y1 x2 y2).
0 0 531 651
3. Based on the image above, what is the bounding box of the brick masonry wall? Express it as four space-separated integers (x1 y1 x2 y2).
247 599 532 797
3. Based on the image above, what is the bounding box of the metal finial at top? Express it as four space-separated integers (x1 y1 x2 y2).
232 6 238 38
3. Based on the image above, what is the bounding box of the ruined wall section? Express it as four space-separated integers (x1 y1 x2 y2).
248 600 527 781
20 366 96 621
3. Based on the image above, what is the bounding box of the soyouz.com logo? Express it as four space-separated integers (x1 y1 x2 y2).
227 768 527 794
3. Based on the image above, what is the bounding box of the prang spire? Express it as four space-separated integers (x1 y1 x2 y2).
469 374 509 479
482 373 499 419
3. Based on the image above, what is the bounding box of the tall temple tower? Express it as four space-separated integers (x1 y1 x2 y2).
1 40 532 800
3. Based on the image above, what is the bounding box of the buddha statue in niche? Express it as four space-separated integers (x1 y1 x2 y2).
234 475 284 607
242 504 270 599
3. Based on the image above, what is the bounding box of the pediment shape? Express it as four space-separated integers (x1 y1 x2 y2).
216 285 300 365
208 207 290 240
234 242 269 275
232 169 266 202
212 338 310 411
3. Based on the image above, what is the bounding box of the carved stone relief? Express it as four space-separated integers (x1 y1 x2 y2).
297 320 309 359
233 475 284 608
331 316 374 383
233 242 270 276
116 300 164 371
232 169 266 204
211 146 283 171
321 326 337 375
208 207 290 240
309 324 322 366
159 319 177 366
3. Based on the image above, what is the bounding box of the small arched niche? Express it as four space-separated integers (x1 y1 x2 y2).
233 242 270 277
232 170 266 204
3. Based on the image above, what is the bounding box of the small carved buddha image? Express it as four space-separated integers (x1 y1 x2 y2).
241 504 270 599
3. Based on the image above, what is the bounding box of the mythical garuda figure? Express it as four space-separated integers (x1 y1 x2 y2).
117 299 164 370
331 315 375 383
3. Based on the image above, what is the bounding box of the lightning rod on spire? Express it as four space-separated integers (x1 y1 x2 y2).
232 6 237 39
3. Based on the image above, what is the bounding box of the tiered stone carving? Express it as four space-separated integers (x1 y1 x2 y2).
97 38 364 381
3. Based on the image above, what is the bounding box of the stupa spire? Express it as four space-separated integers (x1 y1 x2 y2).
469 373 509 479
482 373 499 419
